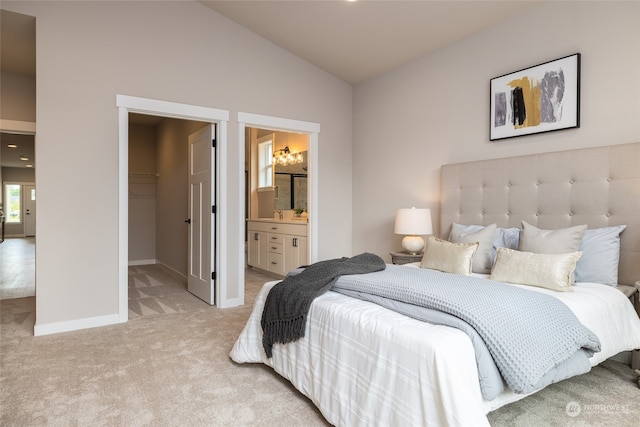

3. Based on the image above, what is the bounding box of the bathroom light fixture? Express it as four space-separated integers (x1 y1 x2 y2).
273 146 303 166
394 207 433 254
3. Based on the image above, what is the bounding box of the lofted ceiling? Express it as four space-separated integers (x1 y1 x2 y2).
200 1 542 84
1 1 542 169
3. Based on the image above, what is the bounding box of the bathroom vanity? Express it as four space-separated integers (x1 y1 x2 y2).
247 219 308 277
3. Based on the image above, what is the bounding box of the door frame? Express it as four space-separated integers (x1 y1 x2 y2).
238 112 320 297
117 95 229 323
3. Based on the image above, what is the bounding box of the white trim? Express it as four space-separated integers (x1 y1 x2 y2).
118 106 129 323
156 261 188 281
116 95 229 122
307 132 319 263
238 112 320 296
34 313 123 336
117 95 230 321
238 112 320 134
128 259 157 266
215 121 238 307
0 119 36 135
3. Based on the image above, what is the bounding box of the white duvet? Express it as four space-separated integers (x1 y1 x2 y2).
230 276 640 426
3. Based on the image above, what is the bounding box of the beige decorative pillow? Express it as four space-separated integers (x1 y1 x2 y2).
420 236 479 275
449 223 497 274
490 247 582 292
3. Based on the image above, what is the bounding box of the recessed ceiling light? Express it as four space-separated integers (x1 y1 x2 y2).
8 144 18 148
20 156 29 161
26 164 33 168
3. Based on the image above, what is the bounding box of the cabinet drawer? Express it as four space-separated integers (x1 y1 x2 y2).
247 221 275 233
268 242 283 254
268 252 284 275
268 234 283 244
247 221 307 236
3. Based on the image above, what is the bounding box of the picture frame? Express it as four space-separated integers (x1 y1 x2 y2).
490 53 580 141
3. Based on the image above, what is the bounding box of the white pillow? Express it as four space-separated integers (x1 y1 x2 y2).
449 223 496 274
420 236 478 275
574 225 626 285
518 221 587 254
490 248 582 292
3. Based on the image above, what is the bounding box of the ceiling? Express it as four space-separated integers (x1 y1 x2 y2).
0 1 543 83
1 1 542 169
1 133 35 169
200 1 542 84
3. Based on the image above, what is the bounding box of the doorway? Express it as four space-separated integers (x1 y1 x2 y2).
117 95 229 322
238 112 320 291
128 113 214 306
0 132 36 301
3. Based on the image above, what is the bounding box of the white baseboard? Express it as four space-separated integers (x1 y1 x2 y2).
128 259 157 266
34 313 124 336
156 261 187 280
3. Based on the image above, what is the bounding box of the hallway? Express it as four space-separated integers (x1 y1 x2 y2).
0 237 35 300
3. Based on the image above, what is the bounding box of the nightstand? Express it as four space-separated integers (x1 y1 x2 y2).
389 251 423 265
618 283 639 315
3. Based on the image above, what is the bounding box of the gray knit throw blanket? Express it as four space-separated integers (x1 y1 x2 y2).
261 252 386 358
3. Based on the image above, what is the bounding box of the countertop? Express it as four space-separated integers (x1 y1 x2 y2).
248 218 308 224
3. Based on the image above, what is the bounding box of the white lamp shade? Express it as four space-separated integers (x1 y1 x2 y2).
395 208 432 254
394 208 433 235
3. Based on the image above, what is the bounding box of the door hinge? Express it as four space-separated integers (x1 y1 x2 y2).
212 272 216 281
212 138 216 148
212 205 216 214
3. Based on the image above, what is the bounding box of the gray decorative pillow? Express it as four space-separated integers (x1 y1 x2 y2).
574 225 626 285
449 223 497 273
518 221 587 254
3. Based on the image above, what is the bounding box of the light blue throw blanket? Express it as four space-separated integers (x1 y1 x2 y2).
332 265 601 400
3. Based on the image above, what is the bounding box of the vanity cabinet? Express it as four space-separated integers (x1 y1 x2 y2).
247 220 308 277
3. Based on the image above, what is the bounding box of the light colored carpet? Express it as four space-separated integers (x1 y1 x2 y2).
127 264 211 319
1 266 639 426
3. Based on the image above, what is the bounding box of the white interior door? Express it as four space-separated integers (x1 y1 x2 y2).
24 184 36 237
187 125 215 304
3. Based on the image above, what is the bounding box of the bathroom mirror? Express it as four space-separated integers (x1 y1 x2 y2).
274 151 307 210
247 127 308 219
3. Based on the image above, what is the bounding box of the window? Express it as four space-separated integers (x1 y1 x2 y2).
5 184 21 223
257 136 273 188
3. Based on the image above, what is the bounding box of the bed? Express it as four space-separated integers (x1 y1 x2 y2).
231 142 640 426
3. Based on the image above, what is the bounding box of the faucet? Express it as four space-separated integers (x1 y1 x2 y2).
275 210 283 220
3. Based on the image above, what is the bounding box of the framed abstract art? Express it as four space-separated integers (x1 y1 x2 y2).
490 53 580 141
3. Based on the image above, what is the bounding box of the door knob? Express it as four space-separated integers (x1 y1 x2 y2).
185 218 191 224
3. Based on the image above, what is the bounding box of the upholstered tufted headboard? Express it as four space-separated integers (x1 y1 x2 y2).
441 142 640 286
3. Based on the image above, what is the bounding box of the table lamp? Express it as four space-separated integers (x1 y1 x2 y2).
394 207 432 254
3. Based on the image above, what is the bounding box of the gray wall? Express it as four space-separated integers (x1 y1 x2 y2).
0 71 36 122
2 1 353 330
128 123 157 263
352 1 640 259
